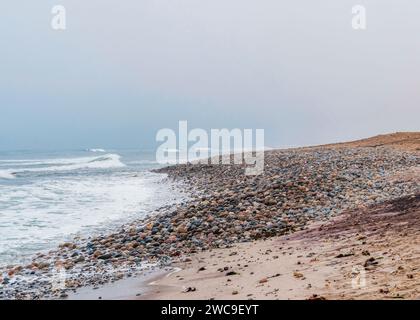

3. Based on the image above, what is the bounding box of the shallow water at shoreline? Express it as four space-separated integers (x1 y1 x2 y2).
65 266 172 300
0 149 185 267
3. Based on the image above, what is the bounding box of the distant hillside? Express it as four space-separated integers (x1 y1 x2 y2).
311 132 420 152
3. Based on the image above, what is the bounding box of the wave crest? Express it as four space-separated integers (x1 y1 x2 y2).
0 170 15 179
0 154 125 179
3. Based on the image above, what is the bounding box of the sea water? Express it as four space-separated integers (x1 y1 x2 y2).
0 149 184 267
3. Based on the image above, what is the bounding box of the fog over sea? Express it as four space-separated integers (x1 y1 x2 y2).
0 149 185 267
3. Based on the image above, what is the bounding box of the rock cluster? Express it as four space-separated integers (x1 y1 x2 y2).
0 147 418 299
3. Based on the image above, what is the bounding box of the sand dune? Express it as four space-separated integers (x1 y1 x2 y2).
310 132 420 151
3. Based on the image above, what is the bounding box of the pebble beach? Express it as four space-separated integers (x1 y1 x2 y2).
0 132 419 300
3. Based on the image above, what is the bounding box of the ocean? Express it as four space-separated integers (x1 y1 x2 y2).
0 149 184 267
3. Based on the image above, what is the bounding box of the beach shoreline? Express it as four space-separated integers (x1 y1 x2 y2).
0 132 419 300
63 193 420 300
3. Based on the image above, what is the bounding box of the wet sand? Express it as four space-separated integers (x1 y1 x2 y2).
65 267 172 300
143 194 419 300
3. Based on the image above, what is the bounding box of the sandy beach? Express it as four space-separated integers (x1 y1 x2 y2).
0 132 418 300
144 193 419 300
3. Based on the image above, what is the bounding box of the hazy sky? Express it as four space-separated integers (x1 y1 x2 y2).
0 0 419 150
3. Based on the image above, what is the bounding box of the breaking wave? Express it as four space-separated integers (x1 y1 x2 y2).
0 154 125 179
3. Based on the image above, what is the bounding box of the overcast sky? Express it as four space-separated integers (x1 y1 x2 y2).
0 0 419 150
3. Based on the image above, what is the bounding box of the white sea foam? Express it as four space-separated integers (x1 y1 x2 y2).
0 170 185 266
126 159 156 165
0 170 15 179
87 148 106 153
